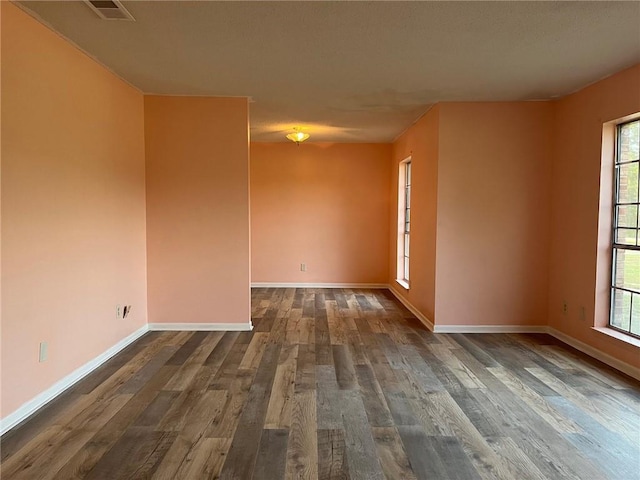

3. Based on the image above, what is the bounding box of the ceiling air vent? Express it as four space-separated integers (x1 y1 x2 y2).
85 0 135 21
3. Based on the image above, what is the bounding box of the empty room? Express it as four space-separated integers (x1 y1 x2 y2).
1 1 640 479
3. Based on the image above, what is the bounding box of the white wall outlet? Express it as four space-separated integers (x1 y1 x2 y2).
300 263 306 272
116 305 122 319
39 342 48 362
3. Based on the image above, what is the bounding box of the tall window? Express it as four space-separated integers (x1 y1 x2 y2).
611 119 640 337
396 158 411 288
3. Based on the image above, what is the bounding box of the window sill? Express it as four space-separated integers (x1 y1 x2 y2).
395 279 410 290
592 327 640 348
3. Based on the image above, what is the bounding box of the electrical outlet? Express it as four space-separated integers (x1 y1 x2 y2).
562 301 568 315
39 342 48 362
116 305 122 319
300 263 306 272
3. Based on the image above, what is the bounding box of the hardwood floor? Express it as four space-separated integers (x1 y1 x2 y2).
2 288 639 479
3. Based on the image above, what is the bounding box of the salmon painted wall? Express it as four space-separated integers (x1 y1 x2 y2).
1 3 147 418
549 64 640 368
145 96 250 325
389 106 440 322
435 103 553 327
0 2 4 418
251 143 391 284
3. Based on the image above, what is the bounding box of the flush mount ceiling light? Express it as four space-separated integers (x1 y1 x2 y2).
286 128 310 145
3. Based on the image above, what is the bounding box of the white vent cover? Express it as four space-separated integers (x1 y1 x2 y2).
84 0 134 21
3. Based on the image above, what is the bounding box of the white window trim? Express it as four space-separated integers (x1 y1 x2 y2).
396 157 411 289
609 119 640 338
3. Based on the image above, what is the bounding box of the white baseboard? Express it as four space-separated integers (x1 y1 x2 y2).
547 327 640 381
0 325 149 436
387 287 435 331
433 325 548 334
427 323 639 380
3 300 637 437
383 289 638 380
148 322 253 331
251 282 389 289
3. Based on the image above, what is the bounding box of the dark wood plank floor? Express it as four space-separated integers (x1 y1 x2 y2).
2 288 640 479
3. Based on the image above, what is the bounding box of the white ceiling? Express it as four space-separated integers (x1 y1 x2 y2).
16 1 640 142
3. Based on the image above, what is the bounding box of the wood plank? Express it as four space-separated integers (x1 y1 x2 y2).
526 366 640 444
285 390 318 480
153 435 230 480
397 426 451 479
371 427 416 480
133 391 181 427
429 435 482 480
2 394 132 479
265 345 298 429
55 334 175 416
70 335 152 394
163 332 222 391
178 389 230 443
315 304 332 365
340 390 384 480
4 287 639 480
488 366 582 433
480 388 609 479
117 346 179 394
485 436 547 480
174 437 230 479
203 374 251 439
328 309 349 345
151 389 231 479
299 316 316 345
383 391 418 426
317 429 350 480
239 332 270 370
54 365 178 479
219 344 281 479
294 343 316 392
354 364 394 427
208 341 249 390
332 345 357 390
85 427 176 480
253 429 289 480
547 396 640 479
412 390 529 480
203 331 239 367
396 344 444 393
165 332 208 366
429 343 486 389
316 365 343 430
0 389 82 462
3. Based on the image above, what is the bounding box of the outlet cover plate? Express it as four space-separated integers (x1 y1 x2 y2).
39 342 48 362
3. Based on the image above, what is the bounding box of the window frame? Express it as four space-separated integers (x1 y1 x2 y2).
396 157 411 289
609 119 640 338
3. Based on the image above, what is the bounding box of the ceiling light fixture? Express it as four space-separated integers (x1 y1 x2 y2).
286 128 310 145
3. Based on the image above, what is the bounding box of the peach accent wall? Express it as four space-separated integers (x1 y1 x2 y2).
0 1 4 419
145 96 250 324
1 2 147 417
436 103 553 326
389 107 440 321
549 64 640 368
251 143 391 284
